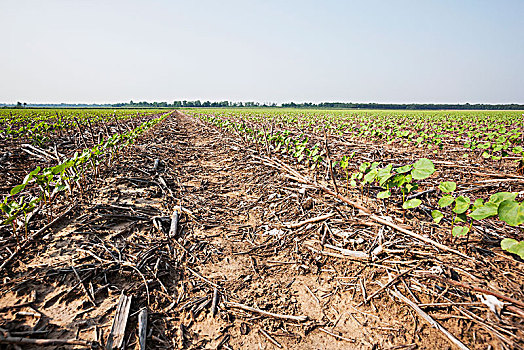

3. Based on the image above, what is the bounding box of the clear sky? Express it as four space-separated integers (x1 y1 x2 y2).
1 0 523 104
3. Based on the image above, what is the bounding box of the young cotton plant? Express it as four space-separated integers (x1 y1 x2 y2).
0 195 40 239
431 181 474 237
512 146 524 174
348 158 436 210
472 194 524 259
1 113 168 234
338 153 355 192
432 183 524 258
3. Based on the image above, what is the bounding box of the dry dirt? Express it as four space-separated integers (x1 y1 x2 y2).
1 112 522 350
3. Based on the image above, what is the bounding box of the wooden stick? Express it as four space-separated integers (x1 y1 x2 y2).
22 143 60 160
168 206 181 238
323 243 369 260
470 171 524 180
259 329 283 348
211 287 219 317
417 302 483 307
359 268 415 306
304 244 362 261
0 336 91 346
318 327 355 342
424 274 524 309
106 293 132 350
138 308 147 350
86 118 97 145
74 117 89 148
187 267 220 289
284 212 335 229
224 301 308 322
71 264 97 306
507 305 524 318
304 284 320 305
382 284 469 350
158 176 176 200
19 146 52 161
0 302 34 312
304 241 368 261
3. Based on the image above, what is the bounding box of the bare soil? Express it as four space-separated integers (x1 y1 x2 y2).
1 112 523 349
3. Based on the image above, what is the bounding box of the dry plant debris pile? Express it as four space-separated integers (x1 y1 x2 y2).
0 108 523 350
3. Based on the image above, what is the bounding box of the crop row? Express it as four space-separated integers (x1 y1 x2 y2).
191 111 524 259
186 109 524 167
0 111 171 236
0 109 163 145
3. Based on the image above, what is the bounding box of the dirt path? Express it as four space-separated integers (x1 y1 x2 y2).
1 112 513 349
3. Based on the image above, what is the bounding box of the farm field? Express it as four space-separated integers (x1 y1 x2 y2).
1 108 523 349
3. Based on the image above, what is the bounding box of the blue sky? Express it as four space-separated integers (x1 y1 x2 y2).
1 0 523 104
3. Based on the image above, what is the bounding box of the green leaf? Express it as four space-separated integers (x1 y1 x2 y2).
379 164 393 174
472 198 484 211
28 197 40 207
52 162 68 175
359 162 370 173
501 238 524 259
508 242 524 259
438 181 456 193
455 213 468 223
431 210 444 224
395 164 412 174
411 158 435 180
479 142 491 149
377 165 393 186
2 215 17 225
363 168 378 184
377 190 391 199
379 174 394 187
452 226 469 237
22 166 41 184
469 202 498 220
400 183 416 196
10 183 26 196
489 192 517 205
53 184 67 193
0 202 10 215
453 196 470 214
501 238 518 251
389 174 407 188
403 198 421 210
498 200 524 227
438 195 455 208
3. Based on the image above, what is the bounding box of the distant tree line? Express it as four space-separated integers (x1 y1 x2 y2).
109 101 524 110
2 101 524 110
280 102 524 110
112 100 278 108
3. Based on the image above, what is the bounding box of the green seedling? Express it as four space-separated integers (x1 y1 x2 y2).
501 238 524 259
